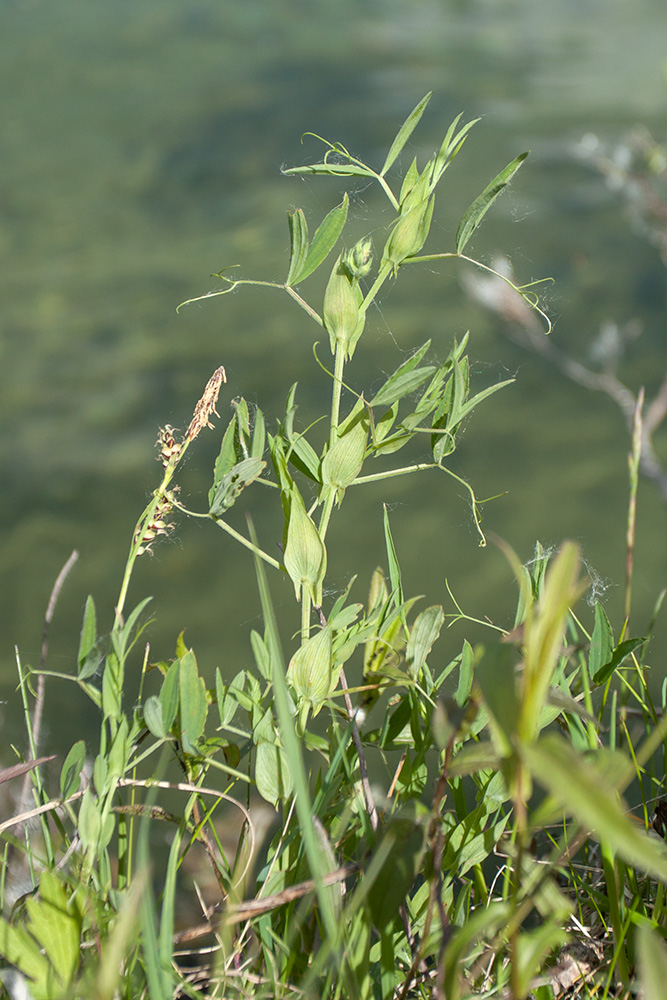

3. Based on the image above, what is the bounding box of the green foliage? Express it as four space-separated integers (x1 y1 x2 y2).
4 94 667 1000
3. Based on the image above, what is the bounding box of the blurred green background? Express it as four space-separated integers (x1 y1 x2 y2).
2 0 666 750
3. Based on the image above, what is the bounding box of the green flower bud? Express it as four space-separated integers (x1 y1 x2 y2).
321 410 368 503
382 196 434 274
283 486 327 605
343 236 374 279
323 253 366 360
287 624 335 716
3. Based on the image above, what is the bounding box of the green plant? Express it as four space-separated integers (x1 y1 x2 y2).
3 94 667 1000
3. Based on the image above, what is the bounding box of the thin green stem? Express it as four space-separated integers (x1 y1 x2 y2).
209 515 283 571
351 462 439 485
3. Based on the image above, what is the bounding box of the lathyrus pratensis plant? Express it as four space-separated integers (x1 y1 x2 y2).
6 94 667 1000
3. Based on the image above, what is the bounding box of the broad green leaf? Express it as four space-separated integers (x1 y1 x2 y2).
455 151 529 255
25 872 81 989
179 650 208 754
289 195 349 285
60 740 85 799
589 602 614 679
406 605 445 679
78 787 101 852
380 92 432 176
143 695 165 739
285 207 309 286
524 735 667 880
209 456 266 516
255 739 293 808
0 918 51 996
370 340 432 407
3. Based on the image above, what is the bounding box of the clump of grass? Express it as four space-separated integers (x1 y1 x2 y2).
1 94 667 1000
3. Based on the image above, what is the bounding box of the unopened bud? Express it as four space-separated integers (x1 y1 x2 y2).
343 236 374 280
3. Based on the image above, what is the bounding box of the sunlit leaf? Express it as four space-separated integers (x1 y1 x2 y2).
380 92 432 176
285 207 309 286
455 152 529 255
288 195 349 285
179 650 208 754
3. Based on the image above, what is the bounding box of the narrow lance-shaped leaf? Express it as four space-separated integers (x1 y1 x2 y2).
380 92 432 177
288 195 349 286
455 151 529 255
78 595 97 672
369 340 432 407
285 208 309 286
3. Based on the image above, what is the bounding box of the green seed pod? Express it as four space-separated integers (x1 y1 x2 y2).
323 253 366 359
283 486 327 605
287 624 334 715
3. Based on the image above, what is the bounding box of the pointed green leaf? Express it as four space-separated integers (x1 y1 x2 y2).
143 695 165 740
179 650 208 754
382 505 403 608
369 340 432 407
406 605 445 679
589 602 614 679
159 658 180 732
592 635 646 686
209 456 266 516
209 413 239 504
255 739 293 808
78 595 97 671
380 92 432 176
285 207 309 286
283 162 376 178
60 740 86 799
251 407 266 459
289 195 349 285
455 151 529 255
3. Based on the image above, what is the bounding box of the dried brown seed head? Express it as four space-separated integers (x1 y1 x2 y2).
186 366 227 441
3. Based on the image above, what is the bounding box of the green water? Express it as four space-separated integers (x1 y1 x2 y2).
2 0 667 750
